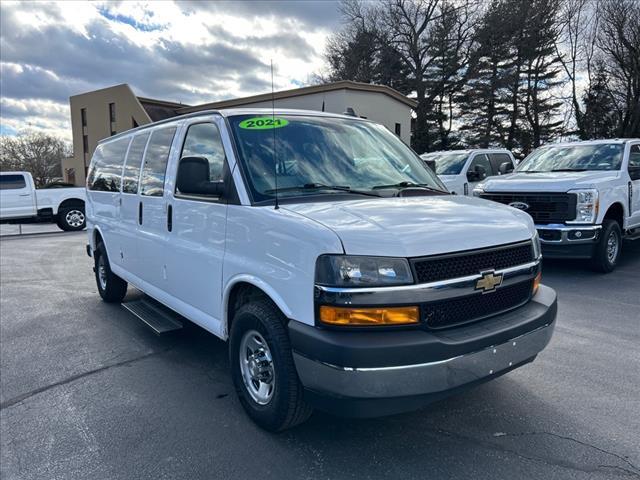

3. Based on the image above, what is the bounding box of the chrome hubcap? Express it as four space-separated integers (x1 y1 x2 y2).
239 330 275 405
606 232 619 263
66 210 85 228
97 256 108 290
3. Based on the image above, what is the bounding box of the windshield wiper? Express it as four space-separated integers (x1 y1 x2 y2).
264 183 382 197
372 181 447 194
550 168 588 172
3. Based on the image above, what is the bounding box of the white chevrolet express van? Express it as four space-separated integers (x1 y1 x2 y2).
86 109 557 431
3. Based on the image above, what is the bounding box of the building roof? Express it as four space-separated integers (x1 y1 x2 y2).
137 96 190 122
177 80 417 114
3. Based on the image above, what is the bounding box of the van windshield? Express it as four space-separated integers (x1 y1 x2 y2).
228 114 446 202
428 153 470 175
517 144 624 172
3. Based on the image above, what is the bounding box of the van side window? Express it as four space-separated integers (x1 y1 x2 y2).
122 133 149 194
87 137 130 192
140 127 177 197
180 123 226 183
0 174 26 190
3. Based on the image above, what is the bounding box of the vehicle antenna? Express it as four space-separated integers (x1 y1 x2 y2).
271 59 279 210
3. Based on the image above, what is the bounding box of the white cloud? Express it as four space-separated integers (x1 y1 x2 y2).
0 0 339 144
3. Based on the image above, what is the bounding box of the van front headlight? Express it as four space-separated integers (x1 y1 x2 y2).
532 231 541 259
567 189 599 224
315 255 414 287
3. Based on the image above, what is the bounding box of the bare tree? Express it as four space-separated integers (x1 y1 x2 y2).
597 0 640 137
0 132 67 187
555 0 598 138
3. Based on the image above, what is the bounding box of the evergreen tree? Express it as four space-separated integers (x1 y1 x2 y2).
582 64 619 139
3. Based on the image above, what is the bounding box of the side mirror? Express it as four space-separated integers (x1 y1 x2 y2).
176 156 224 197
499 162 514 175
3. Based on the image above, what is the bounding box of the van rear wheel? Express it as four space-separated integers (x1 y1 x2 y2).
229 299 312 431
94 242 127 302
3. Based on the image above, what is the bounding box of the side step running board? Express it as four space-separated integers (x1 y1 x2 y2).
625 228 640 240
122 296 184 334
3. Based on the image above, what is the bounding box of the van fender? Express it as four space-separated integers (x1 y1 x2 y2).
222 274 294 337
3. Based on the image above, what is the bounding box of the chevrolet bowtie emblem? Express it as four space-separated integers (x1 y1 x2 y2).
475 270 503 293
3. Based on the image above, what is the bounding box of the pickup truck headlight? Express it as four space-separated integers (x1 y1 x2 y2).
472 185 484 197
567 189 599 224
315 255 414 287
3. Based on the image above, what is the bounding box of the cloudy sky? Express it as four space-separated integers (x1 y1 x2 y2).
0 0 342 141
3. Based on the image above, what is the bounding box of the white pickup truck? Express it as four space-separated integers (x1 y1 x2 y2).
86 109 557 431
474 139 640 272
420 149 516 195
0 171 86 231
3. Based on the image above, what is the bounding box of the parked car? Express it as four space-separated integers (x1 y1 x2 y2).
86 109 556 431
420 149 516 195
474 139 640 272
0 171 86 231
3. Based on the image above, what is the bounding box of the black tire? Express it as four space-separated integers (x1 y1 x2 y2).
94 242 128 302
591 219 622 273
57 205 86 231
229 299 312 431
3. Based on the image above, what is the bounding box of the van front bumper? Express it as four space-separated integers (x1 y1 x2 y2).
289 285 556 417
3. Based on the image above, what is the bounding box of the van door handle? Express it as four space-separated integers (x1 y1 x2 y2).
138 201 143 225
19 193 31 197
167 204 173 232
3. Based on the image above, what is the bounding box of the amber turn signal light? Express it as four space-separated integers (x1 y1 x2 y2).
319 306 419 326
533 271 542 294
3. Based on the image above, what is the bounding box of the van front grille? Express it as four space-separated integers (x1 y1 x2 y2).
411 242 534 284
422 280 533 329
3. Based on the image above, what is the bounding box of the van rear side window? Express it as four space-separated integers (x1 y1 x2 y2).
87 137 130 192
122 133 149 194
141 127 177 196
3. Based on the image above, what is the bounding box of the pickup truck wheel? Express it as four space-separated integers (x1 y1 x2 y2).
57 207 86 231
591 219 622 273
94 243 127 302
229 300 312 431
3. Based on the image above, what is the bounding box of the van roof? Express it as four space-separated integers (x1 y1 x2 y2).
99 108 370 145
539 139 640 147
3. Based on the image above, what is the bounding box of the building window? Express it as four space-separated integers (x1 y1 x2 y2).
395 123 401 136
109 103 117 135
81 108 87 127
83 134 89 162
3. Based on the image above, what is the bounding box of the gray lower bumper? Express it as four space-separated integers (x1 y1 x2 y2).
294 321 554 399
537 224 600 245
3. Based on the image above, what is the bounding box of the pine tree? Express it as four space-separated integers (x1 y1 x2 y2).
582 64 619 139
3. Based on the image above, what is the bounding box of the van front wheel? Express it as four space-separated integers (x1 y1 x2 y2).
94 243 128 302
229 299 312 431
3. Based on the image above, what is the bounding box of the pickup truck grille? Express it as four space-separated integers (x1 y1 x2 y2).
411 241 534 284
479 192 577 224
423 280 533 329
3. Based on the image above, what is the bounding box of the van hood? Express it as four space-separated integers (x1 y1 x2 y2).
283 195 535 257
481 170 621 193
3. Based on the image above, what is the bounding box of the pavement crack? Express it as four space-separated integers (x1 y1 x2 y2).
0 348 170 410
497 431 640 475
434 428 640 478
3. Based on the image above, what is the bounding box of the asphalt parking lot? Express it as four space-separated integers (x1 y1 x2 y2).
1 231 639 480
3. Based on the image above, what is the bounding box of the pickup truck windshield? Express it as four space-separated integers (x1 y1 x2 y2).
228 114 445 202
517 144 624 172
429 153 469 175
